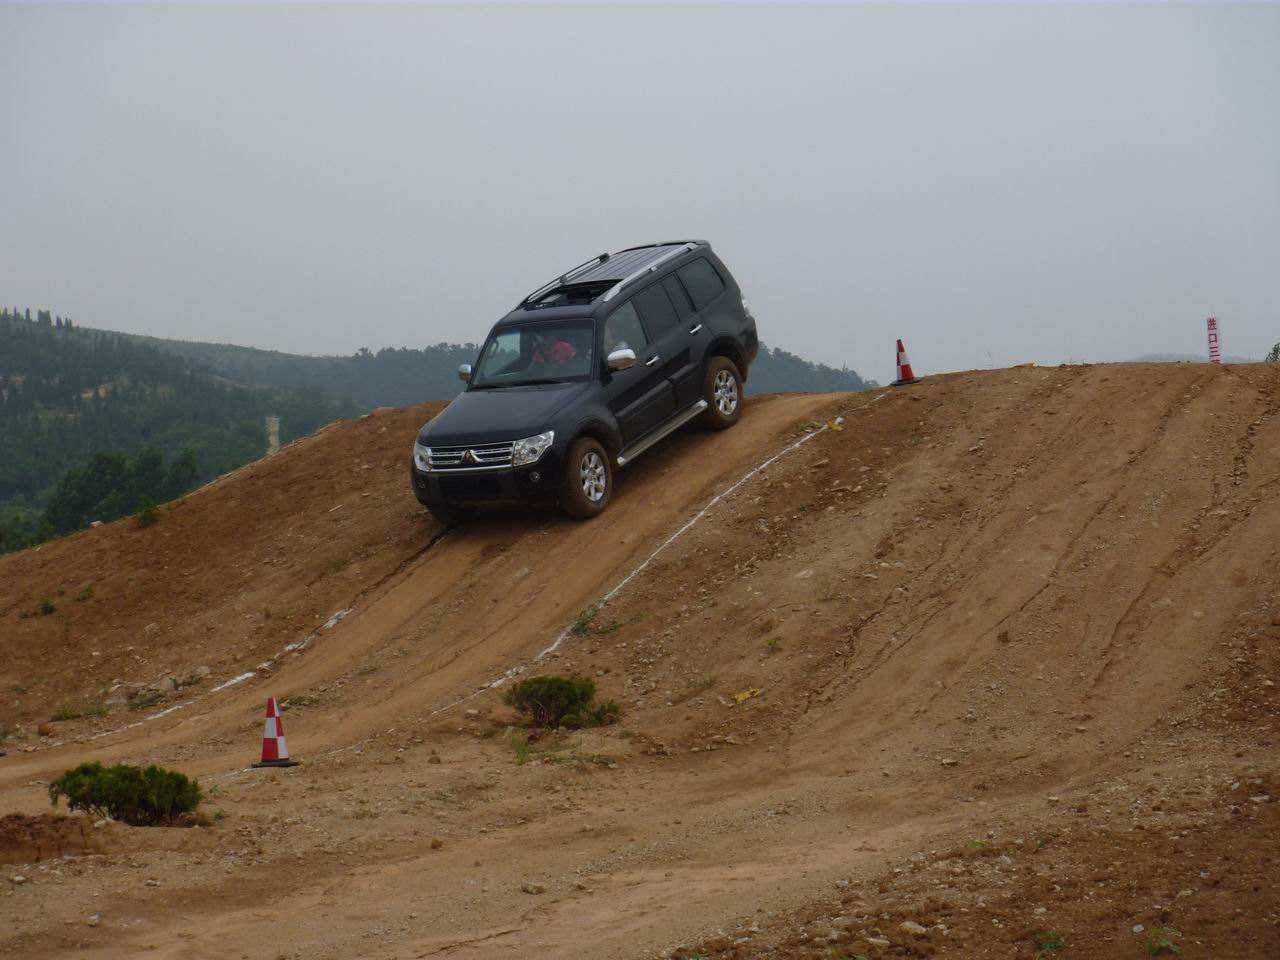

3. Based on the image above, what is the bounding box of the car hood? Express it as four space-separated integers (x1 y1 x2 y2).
418 382 590 446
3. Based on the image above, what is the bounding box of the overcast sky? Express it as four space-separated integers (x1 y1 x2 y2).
3 4 1277 384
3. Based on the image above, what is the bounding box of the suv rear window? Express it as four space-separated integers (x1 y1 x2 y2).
676 258 725 310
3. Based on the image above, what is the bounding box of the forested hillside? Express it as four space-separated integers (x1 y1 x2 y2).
0 308 355 551
117 332 875 407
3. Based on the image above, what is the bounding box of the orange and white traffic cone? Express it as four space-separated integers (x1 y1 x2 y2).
891 339 922 386
252 697 300 768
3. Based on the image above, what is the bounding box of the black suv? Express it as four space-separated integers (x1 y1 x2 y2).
410 240 759 522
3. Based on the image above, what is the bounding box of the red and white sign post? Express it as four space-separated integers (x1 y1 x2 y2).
1207 316 1221 364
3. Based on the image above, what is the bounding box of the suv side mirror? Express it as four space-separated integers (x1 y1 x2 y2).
457 363 472 383
606 348 636 372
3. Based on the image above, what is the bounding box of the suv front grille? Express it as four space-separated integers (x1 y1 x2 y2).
427 442 514 471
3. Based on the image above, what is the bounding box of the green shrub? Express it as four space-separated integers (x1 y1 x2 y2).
48 761 202 826
504 675 595 727
503 675 622 729
136 497 159 528
37 597 56 616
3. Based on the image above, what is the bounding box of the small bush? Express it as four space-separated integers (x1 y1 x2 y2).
136 498 160 528
37 597 56 616
128 688 166 711
505 675 595 727
75 584 94 602
48 761 203 826
504 675 622 729
1146 927 1181 956
580 699 622 728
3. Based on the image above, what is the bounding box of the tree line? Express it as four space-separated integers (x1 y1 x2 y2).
1 308 355 553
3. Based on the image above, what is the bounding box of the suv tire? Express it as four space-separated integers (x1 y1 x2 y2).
560 436 612 519
699 356 742 430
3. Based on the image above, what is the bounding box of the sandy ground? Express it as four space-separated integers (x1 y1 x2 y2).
1 363 1277 959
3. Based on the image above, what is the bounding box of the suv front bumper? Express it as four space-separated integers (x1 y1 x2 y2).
409 453 564 508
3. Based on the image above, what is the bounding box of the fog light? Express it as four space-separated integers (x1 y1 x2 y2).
529 471 541 484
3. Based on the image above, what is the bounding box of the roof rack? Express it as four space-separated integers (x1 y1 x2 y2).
520 252 611 306
600 241 699 302
518 241 704 309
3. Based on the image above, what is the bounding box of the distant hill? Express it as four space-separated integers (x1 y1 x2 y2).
112 332 876 409
0 308 354 550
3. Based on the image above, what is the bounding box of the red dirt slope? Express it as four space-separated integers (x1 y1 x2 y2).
0 365 1277 960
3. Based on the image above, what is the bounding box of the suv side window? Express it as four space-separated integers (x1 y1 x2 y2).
662 275 694 320
676 258 725 311
632 283 679 337
603 301 648 357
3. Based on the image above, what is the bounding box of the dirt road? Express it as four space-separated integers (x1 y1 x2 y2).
2 364 1277 959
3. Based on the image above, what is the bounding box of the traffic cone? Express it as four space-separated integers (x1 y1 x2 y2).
252 696 300 768
891 339 922 386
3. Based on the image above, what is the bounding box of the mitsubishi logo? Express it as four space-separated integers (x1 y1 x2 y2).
462 449 478 464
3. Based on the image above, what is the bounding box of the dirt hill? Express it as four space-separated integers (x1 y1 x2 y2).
1 363 1277 960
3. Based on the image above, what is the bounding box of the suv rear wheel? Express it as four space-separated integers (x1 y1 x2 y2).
560 437 612 519
699 356 742 430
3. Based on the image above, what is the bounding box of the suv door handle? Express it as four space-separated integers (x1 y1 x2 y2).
645 355 662 367
688 323 703 335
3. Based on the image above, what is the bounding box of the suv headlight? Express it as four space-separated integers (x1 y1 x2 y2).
413 440 431 471
511 430 554 467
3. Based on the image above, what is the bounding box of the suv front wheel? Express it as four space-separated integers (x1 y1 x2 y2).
560 436 612 519
699 356 742 430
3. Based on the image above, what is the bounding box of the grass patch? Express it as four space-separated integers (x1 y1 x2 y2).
128 688 166 711
510 733 534 765
1033 930 1066 955
1146 927 1181 956
51 699 108 722
569 605 642 638
279 693 322 710
75 583 94 602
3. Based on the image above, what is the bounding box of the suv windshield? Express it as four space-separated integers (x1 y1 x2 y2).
470 320 596 388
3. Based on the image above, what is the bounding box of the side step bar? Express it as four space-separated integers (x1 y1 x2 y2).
616 400 708 467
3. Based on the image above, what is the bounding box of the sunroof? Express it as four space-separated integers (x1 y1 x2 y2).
526 281 616 308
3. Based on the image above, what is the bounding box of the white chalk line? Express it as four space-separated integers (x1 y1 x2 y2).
40 611 354 751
